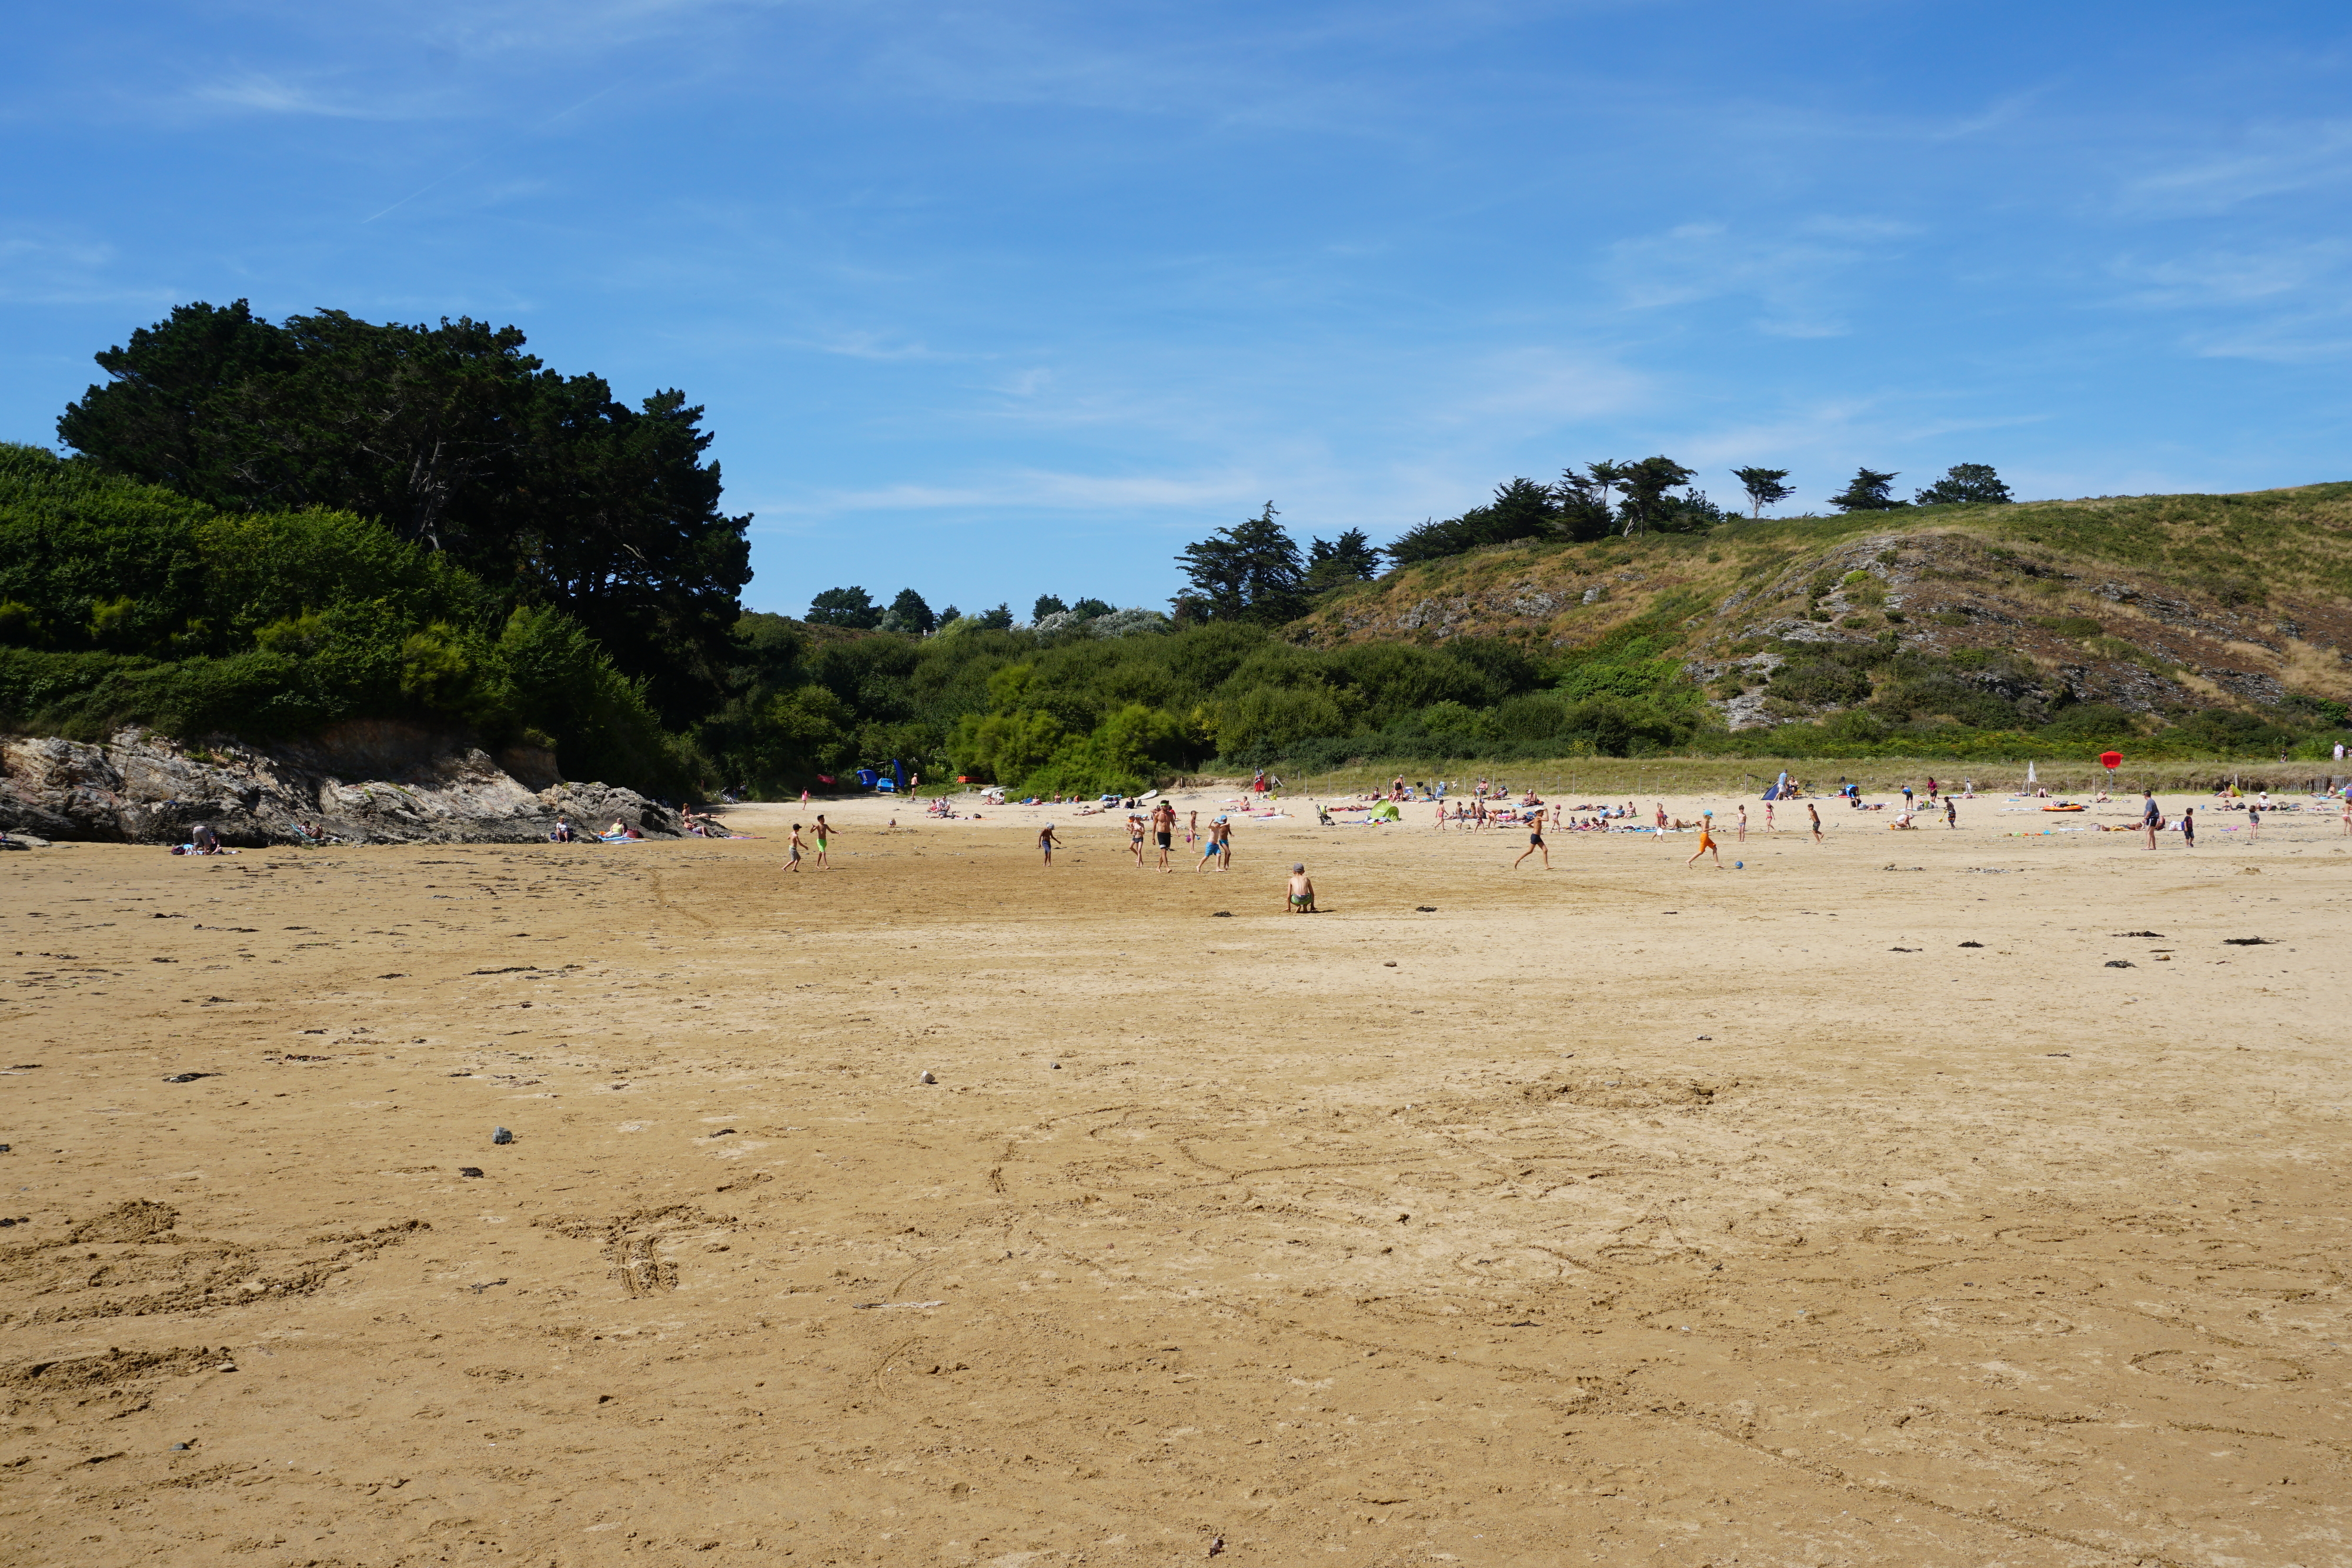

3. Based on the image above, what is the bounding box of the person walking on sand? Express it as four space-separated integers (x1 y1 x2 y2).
2247 802 2260 839
1285 862 1317 913
1038 823 1063 864
2181 806 2196 848
1128 813 1147 867
1765 801 1776 832
1198 816 1227 871
1944 796 1958 830
1654 801 1669 840
2141 790 2161 850
1512 816 1550 869
1152 798 1178 870
1687 811 1723 867
785 823 806 872
812 814 836 869
1187 808 1199 846
1808 802 1823 842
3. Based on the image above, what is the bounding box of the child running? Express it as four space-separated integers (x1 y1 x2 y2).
1686 811 1722 867
1285 862 1317 913
1808 802 1823 842
1512 817 1550 868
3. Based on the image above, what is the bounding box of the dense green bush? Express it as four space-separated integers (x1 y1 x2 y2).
0 443 686 792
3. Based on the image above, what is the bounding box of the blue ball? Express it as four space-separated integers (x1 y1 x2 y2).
1733 861 1743 868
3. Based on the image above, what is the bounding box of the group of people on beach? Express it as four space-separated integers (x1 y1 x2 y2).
783 815 840 871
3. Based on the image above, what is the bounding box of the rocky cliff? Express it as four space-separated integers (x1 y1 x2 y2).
0 721 680 845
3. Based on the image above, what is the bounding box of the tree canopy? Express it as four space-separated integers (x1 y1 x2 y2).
55 300 751 725
1173 503 1308 623
807 586 883 627
1916 463 2014 506
1827 467 1907 511
1731 466 1795 518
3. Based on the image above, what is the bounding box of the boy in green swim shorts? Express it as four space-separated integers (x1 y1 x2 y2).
1286 862 1317 912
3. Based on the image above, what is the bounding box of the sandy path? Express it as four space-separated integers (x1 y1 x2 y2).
2 786 2348 1566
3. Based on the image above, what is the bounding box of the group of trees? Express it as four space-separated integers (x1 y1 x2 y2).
1375 460 2018 571
0 443 684 786
1166 504 1384 625
54 300 751 727
1824 463 2016 511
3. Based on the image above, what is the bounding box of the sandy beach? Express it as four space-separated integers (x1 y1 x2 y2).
4 783 2347 1566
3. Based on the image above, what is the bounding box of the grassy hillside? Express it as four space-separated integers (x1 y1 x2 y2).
1290 484 2352 762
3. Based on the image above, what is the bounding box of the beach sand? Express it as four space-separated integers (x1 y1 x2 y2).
3 785 2347 1566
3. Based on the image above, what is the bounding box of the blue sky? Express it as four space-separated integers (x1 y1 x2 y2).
6 2 2350 618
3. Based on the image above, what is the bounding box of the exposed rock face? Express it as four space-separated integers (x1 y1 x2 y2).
0 721 679 846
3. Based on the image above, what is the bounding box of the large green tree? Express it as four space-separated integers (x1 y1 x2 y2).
1615 456 1697 535
1174 503 1307 623
1305 527 1382 591
1915 463 2013 506
1730 466 1795 519
807 586 883 627
56 300 752 725
1826 467 1907 511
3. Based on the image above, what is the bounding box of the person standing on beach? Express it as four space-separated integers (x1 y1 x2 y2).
1152 798 1178 871
2181 806 2196 848
2141 790 2161 850
1944 796 1957 830
1127 813 1147 867
1765 802 1776 833
1187 808 1199 846
812 814 836 869
1736 803 1748 842
1808 802 1823 842
1039 823 1062 864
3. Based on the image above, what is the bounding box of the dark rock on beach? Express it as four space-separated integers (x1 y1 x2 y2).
0 720 680 846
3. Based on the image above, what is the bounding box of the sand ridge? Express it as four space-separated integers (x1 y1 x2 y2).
2 785 2348 1566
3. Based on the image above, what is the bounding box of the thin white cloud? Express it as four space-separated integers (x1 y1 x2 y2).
1601 216 1916 336
2117 119 2352 216
2111 240 2352 309
757 467 1257 519
191 73 417 119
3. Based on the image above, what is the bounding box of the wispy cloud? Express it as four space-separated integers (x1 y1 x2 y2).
191 72 425 120
0 230 173 308
2117 119 2352 216
756 466 1256 521
2110 240 2352 309
1601 216 1918 337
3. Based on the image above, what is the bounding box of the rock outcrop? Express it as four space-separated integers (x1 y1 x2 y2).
0 721 679 846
